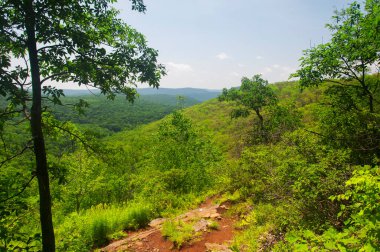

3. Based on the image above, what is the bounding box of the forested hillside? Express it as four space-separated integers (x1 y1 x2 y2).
1 0 379 251
2 74 379 250
51 94 199 133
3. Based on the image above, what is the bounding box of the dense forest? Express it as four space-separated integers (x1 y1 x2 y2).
51 94 200 133
1 0 380 251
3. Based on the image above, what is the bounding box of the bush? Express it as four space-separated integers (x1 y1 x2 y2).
55 203 153 251
162 219 194 249
276 165 380 251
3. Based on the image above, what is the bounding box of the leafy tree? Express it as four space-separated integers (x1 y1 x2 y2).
291 1 379 113
291 0 380 162
219 75 277 130
0 0 165 250
153 110 218 193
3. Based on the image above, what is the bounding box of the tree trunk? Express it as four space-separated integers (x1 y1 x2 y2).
254 109 264 130
24 0 56 251
369 93 374 113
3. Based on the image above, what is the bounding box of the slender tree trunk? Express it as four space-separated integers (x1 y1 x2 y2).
24 0 55 251
76 194 81 213
254 109 264 129
369 94 374 113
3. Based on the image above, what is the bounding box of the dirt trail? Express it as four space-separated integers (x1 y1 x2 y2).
101 198 237 252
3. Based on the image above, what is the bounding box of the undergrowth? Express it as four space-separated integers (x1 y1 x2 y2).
55 203 152 251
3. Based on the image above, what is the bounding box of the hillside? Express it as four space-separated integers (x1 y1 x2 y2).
50 94 199 133
1 76 379 251
136 88 221 102
62 87 221 102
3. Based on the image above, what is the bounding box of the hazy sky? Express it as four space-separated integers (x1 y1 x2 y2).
111 0 351 89
55 0 351 90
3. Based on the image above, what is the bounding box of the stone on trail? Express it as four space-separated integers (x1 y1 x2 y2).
193 218 210 232
205 242 233 252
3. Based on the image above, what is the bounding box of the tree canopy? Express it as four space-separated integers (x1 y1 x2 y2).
219 75 277 129
0 0 165 251
291 0 380 162
291 0 380 113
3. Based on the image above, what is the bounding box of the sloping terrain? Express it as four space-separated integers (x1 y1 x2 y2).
102 197 236 252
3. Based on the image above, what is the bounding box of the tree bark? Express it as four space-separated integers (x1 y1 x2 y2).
254 109 264 130
24 0 56 251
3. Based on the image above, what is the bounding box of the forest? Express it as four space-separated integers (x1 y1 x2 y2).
0 0 379 251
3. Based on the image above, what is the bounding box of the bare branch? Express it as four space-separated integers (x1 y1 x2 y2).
37 44 66 53
21 54 30 86
0 109 23 118
0 175 36 203
40 71 69 85
340 55 362 82
0 69 24 87
0 140 33 169
52 124 97 153
325 79 361 88
85 84 101 96
0 29 26 43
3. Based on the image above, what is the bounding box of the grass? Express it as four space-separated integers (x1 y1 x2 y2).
208 220 220 230
162 219 195 249
55 203 153 251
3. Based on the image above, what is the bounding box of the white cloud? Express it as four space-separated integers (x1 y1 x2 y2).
231 72 240 77
238 63 245 68
256 56 263 60
264 67 273 73
369 63 379 73
216 52 229 60
259 64 297 82
166 62 193 72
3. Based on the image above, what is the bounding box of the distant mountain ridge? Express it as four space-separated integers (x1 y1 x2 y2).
62 87 221 102
136 88 221 102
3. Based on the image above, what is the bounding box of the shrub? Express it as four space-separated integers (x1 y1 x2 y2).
55 203 153 251
162 219 194 249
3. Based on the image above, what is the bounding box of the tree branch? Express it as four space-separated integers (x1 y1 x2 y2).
40 71 69 85
0 29 26 43
340 55 361 83
0 175 36 203
0 69 24 88
0 109 23 118
52 124 97 153
0 140 33 169
325 79 361 88
37 44 66 53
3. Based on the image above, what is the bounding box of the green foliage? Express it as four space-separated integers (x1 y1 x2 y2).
219 75 302 144
277 166 380 251
219 75 277 129
314 80 380 163
232 203 301 252
148 110 220 194
292 0 379 92
208 220 220 230
55 203 152 251
162 219 195 249
291 0 380 161
1 0 166 249
51 94 199 133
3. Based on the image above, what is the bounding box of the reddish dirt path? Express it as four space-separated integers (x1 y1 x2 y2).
101 198 237 252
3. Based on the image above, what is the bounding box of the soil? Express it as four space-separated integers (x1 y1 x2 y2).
101 197 237 252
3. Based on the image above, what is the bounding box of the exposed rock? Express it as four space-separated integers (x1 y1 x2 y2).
101 228 158 251
193 218 210 232
205 243 233 252
149 218 166 228
209 213 221 219
180 204 221 221
219 205 230 210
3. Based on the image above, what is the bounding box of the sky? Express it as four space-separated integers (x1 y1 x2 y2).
110 0 351 89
